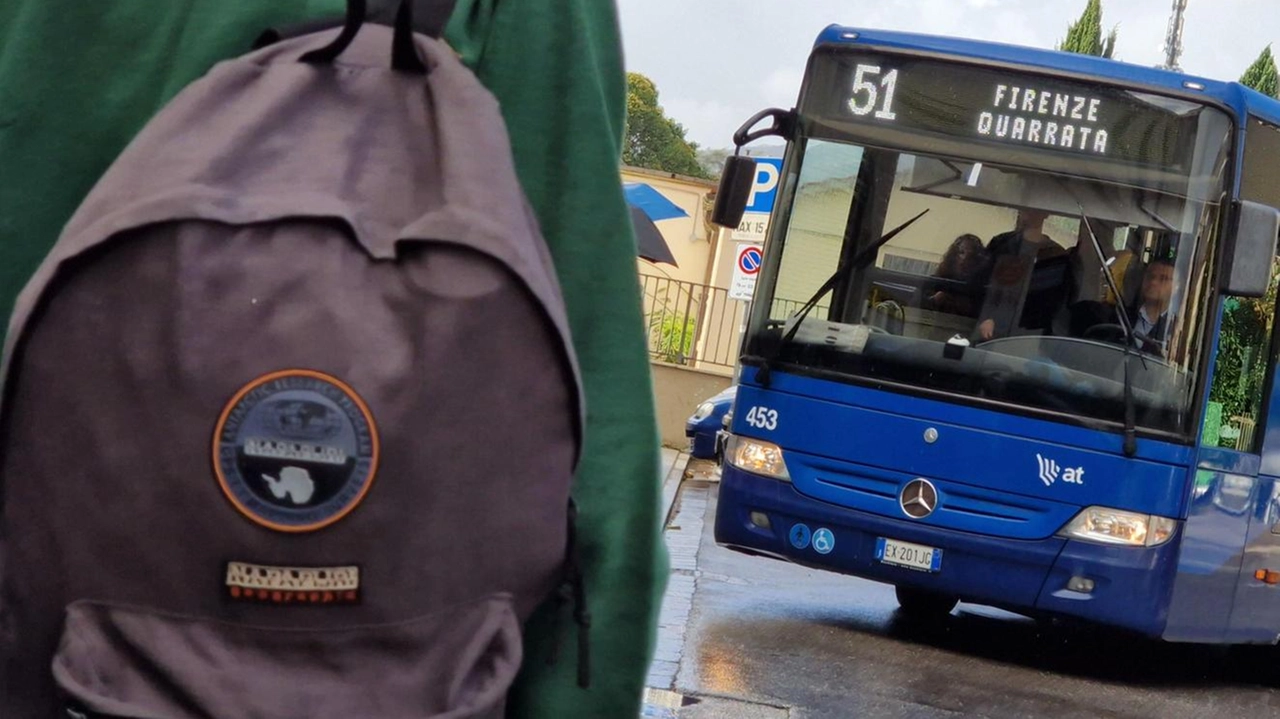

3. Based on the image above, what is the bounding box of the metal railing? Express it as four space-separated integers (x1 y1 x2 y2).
769 297 829 321
639 274 832 372
639 274 744 371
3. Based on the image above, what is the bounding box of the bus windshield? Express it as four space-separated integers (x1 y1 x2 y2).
745 53 1234 439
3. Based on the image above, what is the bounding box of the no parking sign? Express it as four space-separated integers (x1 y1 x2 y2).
730 243 763 301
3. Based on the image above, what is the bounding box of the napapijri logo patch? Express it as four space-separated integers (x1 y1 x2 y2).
225 561 361 605
213 370 379 533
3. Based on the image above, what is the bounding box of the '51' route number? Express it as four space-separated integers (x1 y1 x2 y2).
744 406 779 431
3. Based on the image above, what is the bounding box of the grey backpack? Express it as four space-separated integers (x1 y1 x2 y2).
0 1 588 716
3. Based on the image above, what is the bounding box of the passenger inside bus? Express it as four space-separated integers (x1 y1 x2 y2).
923 233 990 318
974 209 1071 341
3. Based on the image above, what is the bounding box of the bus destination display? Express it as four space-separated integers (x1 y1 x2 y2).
808 53 1204 169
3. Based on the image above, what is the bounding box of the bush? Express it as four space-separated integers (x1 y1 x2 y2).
651 313 696 364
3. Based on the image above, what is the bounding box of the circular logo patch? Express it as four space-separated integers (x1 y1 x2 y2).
213 370 379 533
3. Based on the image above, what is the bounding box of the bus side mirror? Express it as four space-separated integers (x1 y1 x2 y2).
710 155 758 229
1223 200 1280 298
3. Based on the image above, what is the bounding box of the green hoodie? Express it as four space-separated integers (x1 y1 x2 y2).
0 1 667 716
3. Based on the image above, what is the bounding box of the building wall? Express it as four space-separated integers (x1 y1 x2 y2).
650 362 734 449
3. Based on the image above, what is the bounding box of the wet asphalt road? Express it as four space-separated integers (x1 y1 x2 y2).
667 479 1280 718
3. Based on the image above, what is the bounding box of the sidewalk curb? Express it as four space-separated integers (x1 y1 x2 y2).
661 450 689 528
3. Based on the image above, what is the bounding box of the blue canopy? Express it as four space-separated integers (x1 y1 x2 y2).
623 182 688 222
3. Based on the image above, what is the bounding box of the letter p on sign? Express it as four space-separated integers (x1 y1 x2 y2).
744 158 782 214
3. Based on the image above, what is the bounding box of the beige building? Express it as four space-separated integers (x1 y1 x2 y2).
626 166 747 376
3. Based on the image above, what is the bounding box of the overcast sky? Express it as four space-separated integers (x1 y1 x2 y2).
616 0 1274 150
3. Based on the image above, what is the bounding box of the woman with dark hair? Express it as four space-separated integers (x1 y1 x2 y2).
926 233 990 317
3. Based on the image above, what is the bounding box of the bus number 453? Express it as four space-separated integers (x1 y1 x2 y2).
745 406 779 431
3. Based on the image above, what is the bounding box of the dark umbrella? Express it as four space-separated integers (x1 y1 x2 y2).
629 205 679 267
624 182 686 267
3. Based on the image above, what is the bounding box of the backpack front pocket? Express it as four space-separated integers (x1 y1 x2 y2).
51 595 521 719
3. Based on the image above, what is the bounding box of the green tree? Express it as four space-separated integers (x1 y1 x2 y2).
1057 0 1117 58
696 147 732 178
624 73 710 179
1209 264 1280 447
1240 45 1280 98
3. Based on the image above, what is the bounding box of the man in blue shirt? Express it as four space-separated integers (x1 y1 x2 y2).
1129 258 1175 356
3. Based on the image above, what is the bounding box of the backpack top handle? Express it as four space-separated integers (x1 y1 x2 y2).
298 0 428 75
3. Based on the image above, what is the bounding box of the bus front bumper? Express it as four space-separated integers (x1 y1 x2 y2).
714 465 1177 637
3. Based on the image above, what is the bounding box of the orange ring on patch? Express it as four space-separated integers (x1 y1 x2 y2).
212 369 380 533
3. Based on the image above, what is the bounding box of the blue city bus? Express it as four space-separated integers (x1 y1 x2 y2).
710 25 1280 643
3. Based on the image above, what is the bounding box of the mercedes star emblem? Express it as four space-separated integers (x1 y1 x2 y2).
899 478 938 519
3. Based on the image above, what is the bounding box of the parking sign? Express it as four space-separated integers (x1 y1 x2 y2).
731 158 783 242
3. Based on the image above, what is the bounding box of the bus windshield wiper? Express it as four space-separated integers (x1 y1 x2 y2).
754 209 930 386
1079 212 1135 340
1078 210 1139 457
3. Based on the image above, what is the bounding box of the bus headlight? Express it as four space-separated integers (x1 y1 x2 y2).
725 435 791 481
1058 507 1177 547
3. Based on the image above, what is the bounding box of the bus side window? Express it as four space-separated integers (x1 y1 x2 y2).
1206 116 1280 452
1210 289 1277 451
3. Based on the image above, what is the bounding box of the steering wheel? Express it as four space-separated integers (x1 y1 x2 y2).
1083 323 1127 343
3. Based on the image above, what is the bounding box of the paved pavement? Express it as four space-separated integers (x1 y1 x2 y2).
641 449 695 718
643 454 788 718
646 448 697 694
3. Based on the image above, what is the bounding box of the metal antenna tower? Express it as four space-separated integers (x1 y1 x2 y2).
1163 0 1188 71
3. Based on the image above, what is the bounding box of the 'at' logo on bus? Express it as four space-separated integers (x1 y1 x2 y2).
1037 453 1084 486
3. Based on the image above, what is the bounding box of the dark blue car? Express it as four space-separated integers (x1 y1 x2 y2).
684 386 736 459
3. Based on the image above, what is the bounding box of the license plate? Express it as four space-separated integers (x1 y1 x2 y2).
875 537 942 572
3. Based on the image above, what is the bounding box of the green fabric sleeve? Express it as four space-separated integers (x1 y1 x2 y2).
444 2 669 716
0 0 342 326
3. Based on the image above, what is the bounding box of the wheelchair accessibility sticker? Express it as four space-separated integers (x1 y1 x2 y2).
812 528 835 555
